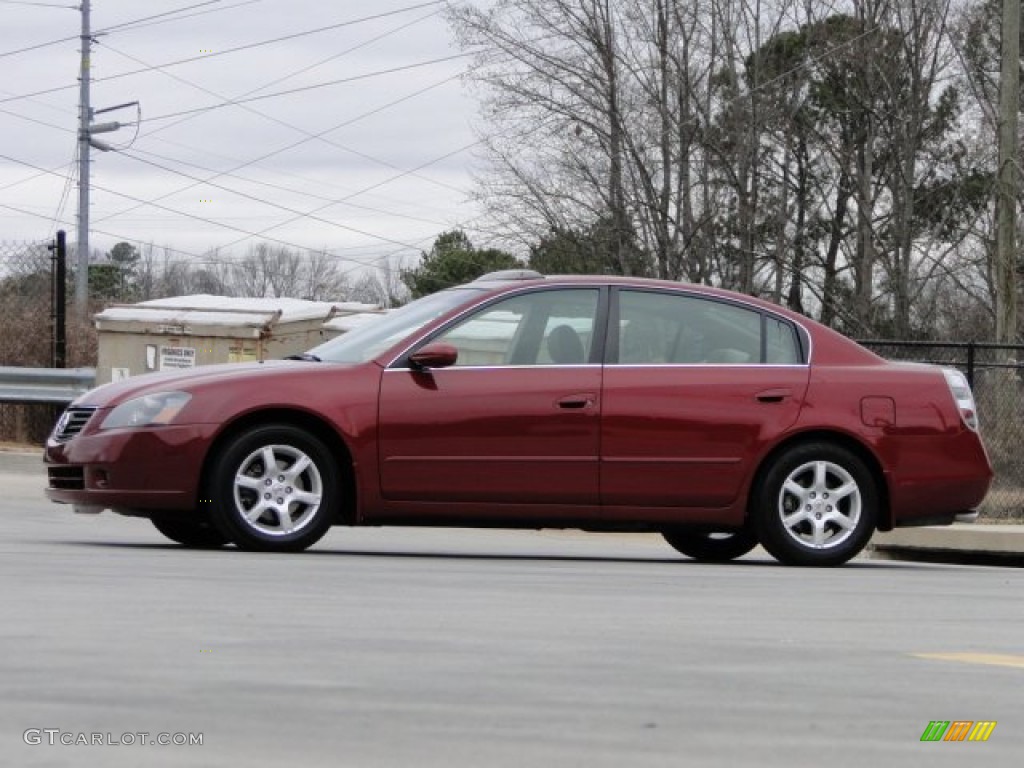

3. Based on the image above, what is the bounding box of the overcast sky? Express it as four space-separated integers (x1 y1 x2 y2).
0 0 487 272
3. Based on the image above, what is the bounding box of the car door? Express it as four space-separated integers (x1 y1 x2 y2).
600 288 810 509
377 286 605 511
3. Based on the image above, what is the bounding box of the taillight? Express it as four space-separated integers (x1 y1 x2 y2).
942 368 979 431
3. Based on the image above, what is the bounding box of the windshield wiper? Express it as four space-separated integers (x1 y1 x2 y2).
284 353 321 362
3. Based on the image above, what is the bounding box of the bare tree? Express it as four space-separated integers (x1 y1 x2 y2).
159 255 231 297
347 255 410 308
299 249 350 301
450 0 995 338
229 244 274 298
874 0 960 337
224 244 353 300
449 0 650 275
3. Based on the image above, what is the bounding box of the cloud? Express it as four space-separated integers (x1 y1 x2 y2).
0 0 483 266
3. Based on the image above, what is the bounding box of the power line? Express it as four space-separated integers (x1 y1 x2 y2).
49 142 77 238
168 7 441 117
0 0 74 8
2 180 420 265
114 146 452 228
96 0 225 32
111 0 441 56
133 128 469 219
97 9 466 196
0 33 75 60
96 72 464 226
124 6 466 195
0 102 134 242
209 139 479 254
0 0 234 60
0 1 445 102
0 150 431 255
98 0 261 35
0 198 213 259
0 105 73 135
3 68 468 243
0 84 71 120
0 93 590 275
0 1 466 289
0 191 507 291
137 52 474 124
0 160 69 192
100 148 436 249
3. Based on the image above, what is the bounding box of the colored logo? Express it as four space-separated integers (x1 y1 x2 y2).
920 721 996 742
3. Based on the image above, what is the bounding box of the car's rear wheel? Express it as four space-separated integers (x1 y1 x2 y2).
208 424 338 552
661 529 758 562
150 516 228 548
754 442 877 566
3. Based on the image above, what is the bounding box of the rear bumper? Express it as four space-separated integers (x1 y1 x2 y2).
883 430 992 529
888 472 992 528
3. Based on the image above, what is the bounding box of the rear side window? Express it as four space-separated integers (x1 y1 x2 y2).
765 315 802 364
615 289 804 365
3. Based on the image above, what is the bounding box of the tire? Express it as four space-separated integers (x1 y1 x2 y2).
753 441 878 566
207 424 339 552
151 516 228 548
662 529 758 562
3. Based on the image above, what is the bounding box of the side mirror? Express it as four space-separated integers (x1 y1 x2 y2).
408 342 458 370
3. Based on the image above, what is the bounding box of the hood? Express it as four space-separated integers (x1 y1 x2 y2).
72 360 339 408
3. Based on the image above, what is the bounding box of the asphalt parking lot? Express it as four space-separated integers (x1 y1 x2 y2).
2 451 1022 767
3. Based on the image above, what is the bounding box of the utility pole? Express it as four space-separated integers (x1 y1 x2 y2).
76 0 92 320
995 0 1020 345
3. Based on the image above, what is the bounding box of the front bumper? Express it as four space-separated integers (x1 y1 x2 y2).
44 422 218 513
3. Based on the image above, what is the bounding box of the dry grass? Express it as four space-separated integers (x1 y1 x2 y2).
0 440 43 453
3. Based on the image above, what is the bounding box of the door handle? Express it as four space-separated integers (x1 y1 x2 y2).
557 394 595 410
755 388 792 403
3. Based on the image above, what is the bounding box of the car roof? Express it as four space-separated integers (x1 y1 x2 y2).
470 273 800 318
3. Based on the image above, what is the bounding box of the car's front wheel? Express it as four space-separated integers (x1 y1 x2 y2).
661 529 758 562
753 441 878 566
151 516 228 548
208 424 338 552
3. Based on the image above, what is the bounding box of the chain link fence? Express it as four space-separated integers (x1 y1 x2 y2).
0 236 96 442
0 240 53 365
0 240 60 443
860 340 1024 521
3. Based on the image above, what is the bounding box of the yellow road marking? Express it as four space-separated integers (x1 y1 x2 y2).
913 652 1024 669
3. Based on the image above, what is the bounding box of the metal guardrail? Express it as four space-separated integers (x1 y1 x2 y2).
0 366 96 405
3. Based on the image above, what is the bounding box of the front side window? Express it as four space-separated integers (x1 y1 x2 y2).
616 289 803 365
431 288 600 367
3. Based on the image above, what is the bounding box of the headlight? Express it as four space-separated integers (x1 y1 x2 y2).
100 391 192 429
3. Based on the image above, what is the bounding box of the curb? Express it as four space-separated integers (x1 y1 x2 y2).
870 524 1024 567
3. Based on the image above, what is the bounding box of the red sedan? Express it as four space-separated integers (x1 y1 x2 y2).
45 272 992 566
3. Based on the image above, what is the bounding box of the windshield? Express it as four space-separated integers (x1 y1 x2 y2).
307 288 482 363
